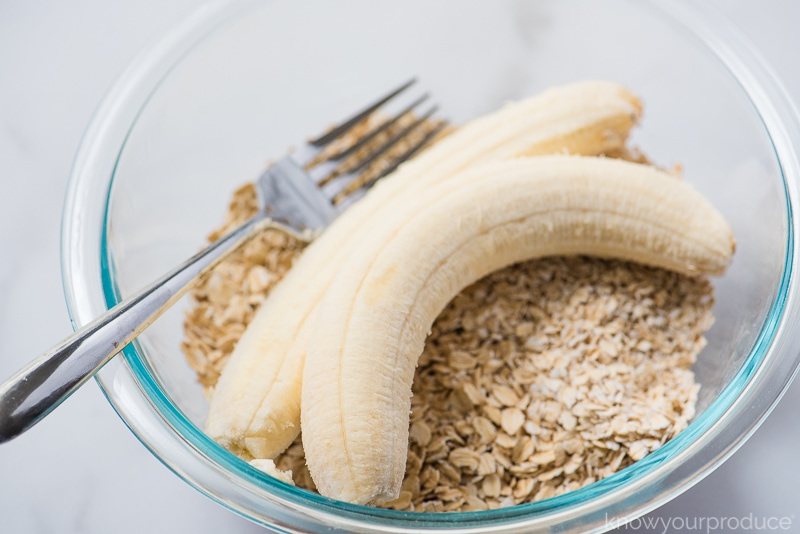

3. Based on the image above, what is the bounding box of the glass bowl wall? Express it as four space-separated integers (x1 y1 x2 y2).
62 0 800 532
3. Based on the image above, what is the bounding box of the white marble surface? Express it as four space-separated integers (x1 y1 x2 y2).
0 1 798 533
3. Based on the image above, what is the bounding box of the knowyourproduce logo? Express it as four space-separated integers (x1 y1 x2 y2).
606 513 793 533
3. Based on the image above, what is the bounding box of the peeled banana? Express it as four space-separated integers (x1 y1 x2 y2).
301 155 735 504
205 81 643 459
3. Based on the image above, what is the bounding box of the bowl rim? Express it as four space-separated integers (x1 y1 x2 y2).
61 0 800 532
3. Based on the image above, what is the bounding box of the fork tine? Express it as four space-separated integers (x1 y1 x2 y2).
324 93 430 162
363 121 449 185
316 106 439 188
331 119 449 205
320 93 429 161
340 106 439 176
308 78 417 148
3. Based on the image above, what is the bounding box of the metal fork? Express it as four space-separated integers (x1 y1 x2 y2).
0 79 446 443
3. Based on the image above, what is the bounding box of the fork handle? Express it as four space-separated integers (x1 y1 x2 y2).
0 214 280 444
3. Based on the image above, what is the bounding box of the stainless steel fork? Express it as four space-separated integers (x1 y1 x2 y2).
0 79 446 443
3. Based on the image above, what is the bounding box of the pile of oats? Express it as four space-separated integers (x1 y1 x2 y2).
388 257 710 511
182 111 713 511
181 181 714 512
182 183 306 391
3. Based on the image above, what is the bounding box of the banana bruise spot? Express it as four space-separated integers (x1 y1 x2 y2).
205 81 643 461
301 156 734 504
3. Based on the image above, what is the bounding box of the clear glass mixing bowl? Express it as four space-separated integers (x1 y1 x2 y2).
61 0 800 532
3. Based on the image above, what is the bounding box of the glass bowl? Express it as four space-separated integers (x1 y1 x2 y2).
61 0 800 532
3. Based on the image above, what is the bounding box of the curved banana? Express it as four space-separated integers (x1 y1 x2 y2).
205 81 643 460
301 155 735 504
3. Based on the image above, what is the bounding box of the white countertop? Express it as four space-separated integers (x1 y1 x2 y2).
1 1 798 532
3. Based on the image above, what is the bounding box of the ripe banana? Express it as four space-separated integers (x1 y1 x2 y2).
301 155 735 504
205 81 643 461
